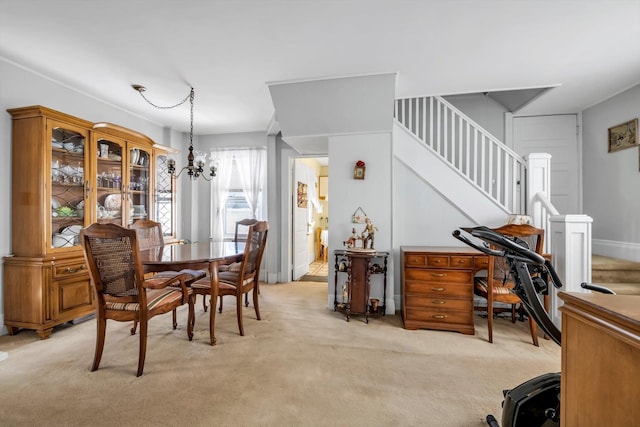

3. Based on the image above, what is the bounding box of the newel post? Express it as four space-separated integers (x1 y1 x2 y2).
548 214 593 328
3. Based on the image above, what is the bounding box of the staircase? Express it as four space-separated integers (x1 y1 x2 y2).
592 255 640 295
394 95 526 214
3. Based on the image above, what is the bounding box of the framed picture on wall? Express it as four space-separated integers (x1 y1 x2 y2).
297 181 308 208
608 118 637 153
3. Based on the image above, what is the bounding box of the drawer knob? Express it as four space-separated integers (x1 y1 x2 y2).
431 300 446 305
430 273 446 277
434 259 441 263
431 287 445 292
432 314 447 319
65 265 85 274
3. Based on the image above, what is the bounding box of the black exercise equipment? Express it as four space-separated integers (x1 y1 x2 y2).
452 226 614 427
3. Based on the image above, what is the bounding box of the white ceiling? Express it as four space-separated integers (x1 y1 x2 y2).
2 1 640 136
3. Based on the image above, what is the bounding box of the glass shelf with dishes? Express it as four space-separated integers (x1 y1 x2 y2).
95 138 124 224
128 146 151 224
50 126 87 250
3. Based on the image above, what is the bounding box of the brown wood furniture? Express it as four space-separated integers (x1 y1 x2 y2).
139 241 245 345
316 227 328 262
234 218 258 242
401 246 489 335
4 106 176 338
193 221 268 337
333 250 388 323
474 223 545 346
80 223 194 376
559 292 640 427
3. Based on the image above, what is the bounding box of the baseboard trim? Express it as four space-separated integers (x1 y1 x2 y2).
593 239 640 262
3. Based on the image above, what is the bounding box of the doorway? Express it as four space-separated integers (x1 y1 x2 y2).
293 156 329 282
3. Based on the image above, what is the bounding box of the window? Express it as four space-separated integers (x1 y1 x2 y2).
223 191 254 239
222 157 263 240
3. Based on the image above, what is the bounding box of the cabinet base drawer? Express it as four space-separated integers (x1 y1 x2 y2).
406 295 472 311
405 280 472 298
403 307 474 335
403 317 475 335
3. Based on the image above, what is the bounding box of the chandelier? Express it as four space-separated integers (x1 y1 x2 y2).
132 84 216 181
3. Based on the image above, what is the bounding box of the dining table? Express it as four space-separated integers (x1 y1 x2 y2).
140 241 245 345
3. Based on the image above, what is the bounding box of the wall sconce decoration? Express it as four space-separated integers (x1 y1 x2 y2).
354 160 366 179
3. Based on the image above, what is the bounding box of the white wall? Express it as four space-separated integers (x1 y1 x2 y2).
582 83 640 261
445 93 507 141
327 132 394 312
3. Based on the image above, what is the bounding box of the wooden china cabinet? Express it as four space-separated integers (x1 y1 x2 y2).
3 106 176 338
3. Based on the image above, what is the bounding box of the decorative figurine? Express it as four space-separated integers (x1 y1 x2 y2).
344 228 361 248
362 217 378 249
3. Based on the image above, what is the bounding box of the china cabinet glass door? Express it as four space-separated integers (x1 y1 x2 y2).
154 151 176 239
49 121 88 250
95 137 125 225
128 145 151 225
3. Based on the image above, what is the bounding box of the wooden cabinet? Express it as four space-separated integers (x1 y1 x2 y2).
3 106 176 338
333 250 388 323
401 246 486 335
92 123 155 227
559 292 640 427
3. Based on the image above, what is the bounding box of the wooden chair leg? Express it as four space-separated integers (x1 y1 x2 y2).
131 320 138 335
218 295 224 313
202 294 208 312
91 315 107 372
528 316 539 347
137 319 148 377
236 293 244 336
487 304 494 343
187 295 195 341
253 287 261 321
172 309 177 330
543 294 550 340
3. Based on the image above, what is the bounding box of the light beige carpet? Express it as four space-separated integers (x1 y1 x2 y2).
0 282 560 427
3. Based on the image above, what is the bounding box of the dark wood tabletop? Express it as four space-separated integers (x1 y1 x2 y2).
140 241 245 272
139 241 246 346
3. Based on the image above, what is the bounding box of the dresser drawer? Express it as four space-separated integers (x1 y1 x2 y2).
52 261 88 279
475 256 489 269
404 268 472 284
406 294 473 311
405 307 473 325
450 256 473 268
404 254 427 267
426 256 449 268
405 280 472 298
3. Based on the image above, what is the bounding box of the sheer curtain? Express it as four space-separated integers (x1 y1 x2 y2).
210 151 234 242
234 148 266 218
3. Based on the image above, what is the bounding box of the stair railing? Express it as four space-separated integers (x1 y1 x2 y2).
530 191 559 254
394 96 526 213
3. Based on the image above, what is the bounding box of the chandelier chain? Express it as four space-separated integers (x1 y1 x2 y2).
137 87 193 110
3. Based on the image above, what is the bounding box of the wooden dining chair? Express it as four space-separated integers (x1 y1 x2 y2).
130 219 206 332
234 218 259 242
192 220 269 337
473 223 545 346
215 218 259 310
80 223 195 376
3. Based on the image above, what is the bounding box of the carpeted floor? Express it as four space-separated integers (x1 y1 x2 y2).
0 281 560 426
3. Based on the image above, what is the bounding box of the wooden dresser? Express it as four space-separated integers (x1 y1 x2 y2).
401 246 488 335
559 292 640 427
